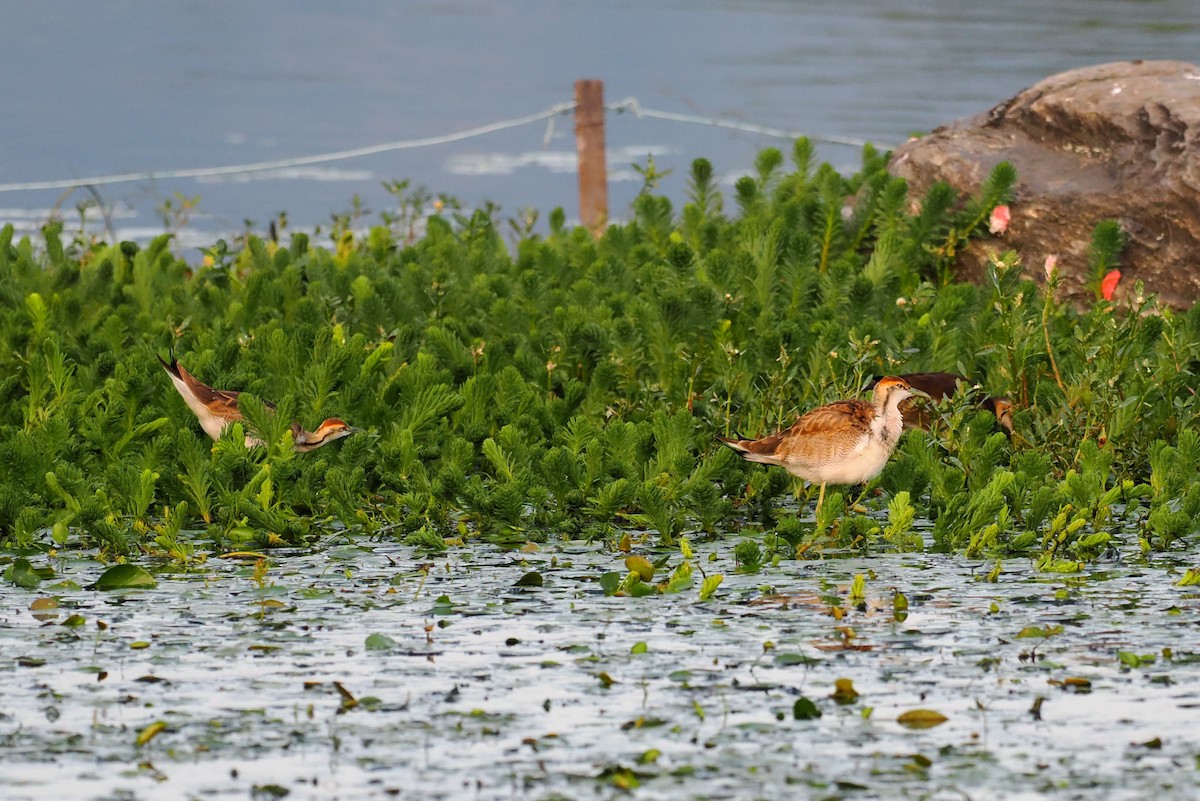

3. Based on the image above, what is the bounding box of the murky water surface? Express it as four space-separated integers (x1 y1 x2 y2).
3 539 1197 800
0 2 1197 243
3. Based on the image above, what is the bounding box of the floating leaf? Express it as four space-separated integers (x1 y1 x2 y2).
598 572 622 595
135 721 168 747
832 678 860 704
30 597 59 621
631 642 648 654
365 633 397 651
793 697 822 720
774 652 819 667
514 571 543 587
628 580 657 598
5 558 40 590
94 564 157 591
1016 624 1063 639
1117 651 1156 669
897 709 948 729
221 551 270 560
597 671 617 688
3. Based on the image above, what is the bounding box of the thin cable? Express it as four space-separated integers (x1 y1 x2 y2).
608 97 880 149
0 103 576 193
0 97 881 194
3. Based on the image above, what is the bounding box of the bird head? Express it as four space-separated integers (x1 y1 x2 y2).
871 376 925 407
984 397 1015 435
293 418 362 452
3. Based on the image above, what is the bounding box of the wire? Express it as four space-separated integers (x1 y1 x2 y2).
607 97 879 149
0 99 879 194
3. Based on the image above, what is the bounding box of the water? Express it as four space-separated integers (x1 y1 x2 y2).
2 540 1198 800
1 1 1197 247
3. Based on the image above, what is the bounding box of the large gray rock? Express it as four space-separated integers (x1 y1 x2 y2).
888 60 1200 308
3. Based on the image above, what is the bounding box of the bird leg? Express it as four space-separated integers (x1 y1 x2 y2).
814 482 827 519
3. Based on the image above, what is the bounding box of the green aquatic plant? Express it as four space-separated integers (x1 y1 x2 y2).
0 142 1195 568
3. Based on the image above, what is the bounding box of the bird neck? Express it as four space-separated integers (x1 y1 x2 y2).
290 421 317 452
872 391 907 446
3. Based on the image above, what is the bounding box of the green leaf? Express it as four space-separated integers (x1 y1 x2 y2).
774 652 819 667
514 571 543 587
698 574 723 601
793 697 822 720
5 558 40 590
365 633 397 651
598 571 622 595
94 564 157 591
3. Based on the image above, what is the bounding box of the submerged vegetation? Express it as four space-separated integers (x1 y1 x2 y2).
1 140 1198 567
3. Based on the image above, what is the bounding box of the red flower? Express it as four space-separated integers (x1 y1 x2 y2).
988 204 1010 234
1100 269 1121 301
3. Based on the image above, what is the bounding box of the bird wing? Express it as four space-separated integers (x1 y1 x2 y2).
774 400 875 467
174 361 244 419
174 361 277 418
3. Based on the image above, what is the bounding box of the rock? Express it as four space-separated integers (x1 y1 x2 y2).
888 60 1200 308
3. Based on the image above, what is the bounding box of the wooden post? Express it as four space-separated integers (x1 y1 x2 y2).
574 79 608 234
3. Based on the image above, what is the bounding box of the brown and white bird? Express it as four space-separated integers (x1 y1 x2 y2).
157 354 360 452
867 372 1013 435
717 376 922 516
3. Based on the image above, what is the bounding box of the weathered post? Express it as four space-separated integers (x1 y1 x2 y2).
574 79 608 235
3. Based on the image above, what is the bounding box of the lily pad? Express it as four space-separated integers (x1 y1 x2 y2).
897 709 949 729
514 570 543 587
365 633 397 651
95 564 157 591
5 558 40 590
793 697 822 720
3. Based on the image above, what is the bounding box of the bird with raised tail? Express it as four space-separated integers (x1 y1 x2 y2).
157 353 360 452
717 376 923 516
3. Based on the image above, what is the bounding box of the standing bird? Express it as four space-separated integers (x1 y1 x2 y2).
717 376 922 516
157 354 360 452
867 372 1013 435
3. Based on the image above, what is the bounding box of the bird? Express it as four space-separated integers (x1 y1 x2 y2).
157 353 360 452
867 372 1013 435
716 376 922 517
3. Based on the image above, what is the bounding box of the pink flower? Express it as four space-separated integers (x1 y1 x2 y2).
1043 255 1058 280
1100 269 1121 301
988 204 1011 235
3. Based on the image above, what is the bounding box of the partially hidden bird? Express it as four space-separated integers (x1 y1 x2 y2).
717 376 922 516
157 353 360 452
867 372 1013 435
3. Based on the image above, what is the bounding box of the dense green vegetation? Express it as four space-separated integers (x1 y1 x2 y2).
1 140 1198 568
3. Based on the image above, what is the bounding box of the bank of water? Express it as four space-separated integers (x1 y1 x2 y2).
2 539 1197 800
